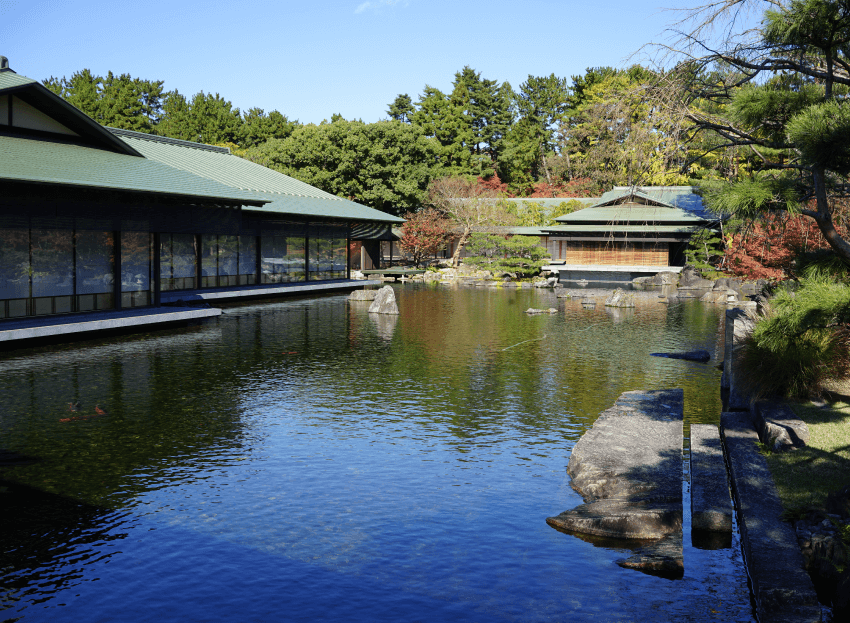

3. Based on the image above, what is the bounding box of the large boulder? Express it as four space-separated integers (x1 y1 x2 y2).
367 285 399 314
678 265 702 287
651 271 679 286
605 288 636 308
547 389 684 541
700 289 739 304
349 289 378 301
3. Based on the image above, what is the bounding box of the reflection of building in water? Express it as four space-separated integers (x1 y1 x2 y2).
0 57 402 328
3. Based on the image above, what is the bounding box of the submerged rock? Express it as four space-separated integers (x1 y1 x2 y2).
650 350 711 363
616 532 684 578
526 307 558 315
605 288 636 308
368 286 399 314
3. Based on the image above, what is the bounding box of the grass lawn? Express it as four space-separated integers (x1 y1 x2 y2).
765 381 850 516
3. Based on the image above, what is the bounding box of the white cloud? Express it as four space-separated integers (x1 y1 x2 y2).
355 0 406 14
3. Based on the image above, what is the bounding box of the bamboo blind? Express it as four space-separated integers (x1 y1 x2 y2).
561 241 669 266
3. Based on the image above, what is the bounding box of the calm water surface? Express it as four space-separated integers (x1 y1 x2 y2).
0 284 754 622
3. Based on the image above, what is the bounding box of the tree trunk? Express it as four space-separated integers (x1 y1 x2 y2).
811 166 850 264
452 227 472 268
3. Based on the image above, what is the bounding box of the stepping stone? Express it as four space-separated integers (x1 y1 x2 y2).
690 424 733 537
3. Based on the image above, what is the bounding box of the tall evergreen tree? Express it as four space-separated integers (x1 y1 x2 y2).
242 108 299 148
410 86 473 175
387 94 414 122
499 74 569 188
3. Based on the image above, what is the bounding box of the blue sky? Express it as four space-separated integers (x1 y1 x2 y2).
4 0 695 125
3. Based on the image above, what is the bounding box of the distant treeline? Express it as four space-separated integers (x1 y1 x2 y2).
44 65 721 215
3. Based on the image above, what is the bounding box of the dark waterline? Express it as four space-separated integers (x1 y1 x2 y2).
0 284 754 622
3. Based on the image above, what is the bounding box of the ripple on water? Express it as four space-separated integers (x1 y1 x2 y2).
0 285 752 622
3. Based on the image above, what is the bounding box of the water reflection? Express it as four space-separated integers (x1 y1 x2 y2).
0 285 753 622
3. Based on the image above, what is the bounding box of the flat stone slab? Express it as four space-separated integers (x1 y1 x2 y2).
721 412 820 623
690 424 733 534
547 389 684 541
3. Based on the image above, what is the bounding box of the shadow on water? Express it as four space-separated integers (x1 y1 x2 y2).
0 478 130 612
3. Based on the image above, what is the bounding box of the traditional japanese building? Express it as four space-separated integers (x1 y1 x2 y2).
0 57 402 340
541 186 717 281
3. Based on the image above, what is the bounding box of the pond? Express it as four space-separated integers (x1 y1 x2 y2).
0 284 754 622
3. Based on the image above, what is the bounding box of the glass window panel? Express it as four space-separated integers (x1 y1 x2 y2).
32 228 73 298
160 234 174 280
172 234 196 280
261 234 288 283
218 235 238 277
238 235 256 276
121 231 152 293
0 228 30 300
287 236 306 282
75 230 114 295
307 235 320 280
201 234 218 278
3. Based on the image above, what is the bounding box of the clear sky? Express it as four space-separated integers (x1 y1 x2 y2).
3 0 694 125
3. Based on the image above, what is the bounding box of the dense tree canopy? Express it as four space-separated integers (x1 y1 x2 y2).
659 0 850 263
242 119 441 216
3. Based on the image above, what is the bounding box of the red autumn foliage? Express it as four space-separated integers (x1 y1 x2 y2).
527 178 601 198
723 212 848 280
475 174 510 194
474 174 601 199
398 208 452 267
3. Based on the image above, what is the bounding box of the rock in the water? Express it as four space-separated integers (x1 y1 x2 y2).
650 350 711 363
367 285 399 314
616 532 684 578
581 298 596 308
547 389 684 541
526 307 557 315
605 288 636 308
349 289 379 301
700 289 738 304
651 272 679 286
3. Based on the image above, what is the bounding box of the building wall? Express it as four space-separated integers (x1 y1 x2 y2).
550 240 670 266
0 195 350 320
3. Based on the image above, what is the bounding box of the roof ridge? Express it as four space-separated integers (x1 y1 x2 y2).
108 127 231 154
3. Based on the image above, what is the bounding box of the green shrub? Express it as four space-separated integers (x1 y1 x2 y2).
740 278 850 398
463 233 550 278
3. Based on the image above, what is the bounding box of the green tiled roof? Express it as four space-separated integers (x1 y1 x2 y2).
545 224 701 234
553 186 715 226
554 205 706 224
0 71 37 90
113 129 404 224
0 135 265 203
